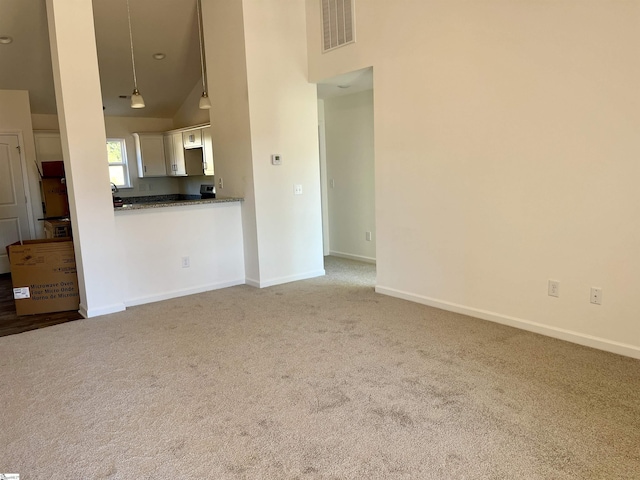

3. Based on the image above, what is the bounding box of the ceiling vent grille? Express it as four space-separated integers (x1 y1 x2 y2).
321 0 355 52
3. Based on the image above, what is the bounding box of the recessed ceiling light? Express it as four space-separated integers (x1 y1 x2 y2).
0 36 13 44
337 84 351 89
153 53 166 60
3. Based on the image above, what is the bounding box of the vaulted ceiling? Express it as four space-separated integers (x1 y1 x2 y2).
0 0 201 118
0 0 373 119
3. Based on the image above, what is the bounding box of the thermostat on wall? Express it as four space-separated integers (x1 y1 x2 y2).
271 154 282 165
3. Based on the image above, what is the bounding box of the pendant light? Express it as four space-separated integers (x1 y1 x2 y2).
126 0 145 108
196 0 212 109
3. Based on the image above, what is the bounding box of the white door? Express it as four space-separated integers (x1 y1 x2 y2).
0 134 31 274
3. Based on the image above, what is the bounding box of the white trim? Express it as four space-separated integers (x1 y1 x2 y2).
317 104 330 257
330 250 376 264
80 302 126 318
375 285 640 360
250 269 326 288
123 278 246 307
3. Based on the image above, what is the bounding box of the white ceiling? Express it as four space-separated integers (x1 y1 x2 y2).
0 0 201 118
316 67 373 100
0 0 371 118
92 0 201 117
0 0 56 114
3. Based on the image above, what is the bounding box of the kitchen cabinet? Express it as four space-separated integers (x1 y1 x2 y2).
164 132 187 176
183 127 214 176
132 124 212 177
182 129 203 149
202 127 214 176
133 133 167 177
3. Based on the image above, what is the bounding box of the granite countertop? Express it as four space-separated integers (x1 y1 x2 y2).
114 194 243 211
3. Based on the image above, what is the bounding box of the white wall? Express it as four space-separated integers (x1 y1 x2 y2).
31 113 60 131
47 0 124 317
115 202 245 305
202 0 260 283
242 0 325 286
306 0 640 358
173 80 211 130
203 0 324 287
0 90 44 238
324 90 375 263
317 100 330 255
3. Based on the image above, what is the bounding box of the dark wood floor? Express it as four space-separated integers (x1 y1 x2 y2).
0 273 83 337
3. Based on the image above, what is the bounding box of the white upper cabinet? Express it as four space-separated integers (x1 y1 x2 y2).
132 124 212 178
133 133 167 177
164 132 187 176
183 127 214 176
182 129 203 149
202 127 214 176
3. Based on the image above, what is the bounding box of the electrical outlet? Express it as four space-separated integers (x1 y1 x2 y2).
330 179 335 188
366 231 372 241
139 183 148 192
218 177 224 189
548 280 560 297
181 256 190 268
590 287 602 305
294 184 303 195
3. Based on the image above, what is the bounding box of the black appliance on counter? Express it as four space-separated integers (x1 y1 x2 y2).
111 182 123 207
200 184 215 199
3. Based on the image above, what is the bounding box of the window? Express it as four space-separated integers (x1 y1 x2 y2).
107 138 131 188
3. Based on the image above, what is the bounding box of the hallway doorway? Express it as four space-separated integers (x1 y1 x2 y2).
316 67 376 269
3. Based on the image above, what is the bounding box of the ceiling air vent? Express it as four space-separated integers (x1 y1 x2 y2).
321 0 355 52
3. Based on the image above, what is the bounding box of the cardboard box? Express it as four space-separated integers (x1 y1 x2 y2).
7 239 79 316
42 161 65 177
44 219 72 239
41 177 69 217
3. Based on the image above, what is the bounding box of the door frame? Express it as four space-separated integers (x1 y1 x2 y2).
1 130 37 240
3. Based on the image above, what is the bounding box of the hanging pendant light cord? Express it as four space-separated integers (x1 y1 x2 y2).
126 0 139 91
196 0 207 93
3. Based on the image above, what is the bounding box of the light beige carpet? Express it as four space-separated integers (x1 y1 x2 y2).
1 257 638 479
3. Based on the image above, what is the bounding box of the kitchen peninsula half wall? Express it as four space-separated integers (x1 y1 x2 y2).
115 199 245 307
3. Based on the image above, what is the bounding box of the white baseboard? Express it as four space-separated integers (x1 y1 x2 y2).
249 269 326 288
375 285 640 360
329 250 376 264
124 278 245 307
80 302 126 319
